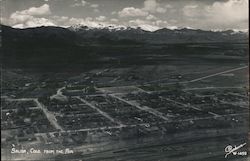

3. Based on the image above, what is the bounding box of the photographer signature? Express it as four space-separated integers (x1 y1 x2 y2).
225 143 247 158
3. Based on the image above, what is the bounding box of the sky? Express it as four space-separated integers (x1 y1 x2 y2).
0 0 248 31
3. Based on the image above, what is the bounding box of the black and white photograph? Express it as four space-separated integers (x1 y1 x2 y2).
0 0 249 161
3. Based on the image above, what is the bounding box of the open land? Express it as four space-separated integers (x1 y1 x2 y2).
1 43 249 161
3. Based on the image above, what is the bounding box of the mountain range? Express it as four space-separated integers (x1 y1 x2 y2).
2 25 248 46
1 25 248 69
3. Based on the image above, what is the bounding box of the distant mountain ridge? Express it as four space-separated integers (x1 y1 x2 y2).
1 25 248 46
69 24 248 34
1 24 248 69
68 25 248 44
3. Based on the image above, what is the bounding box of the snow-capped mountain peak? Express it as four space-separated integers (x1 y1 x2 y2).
68 24 128 32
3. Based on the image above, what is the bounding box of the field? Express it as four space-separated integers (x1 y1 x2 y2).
1 43 249 161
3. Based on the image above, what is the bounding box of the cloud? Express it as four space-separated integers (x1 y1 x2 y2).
7 4 54 28
118 7 148 17
182 0 248 29
156 7 166 13
5 0 247 31
94 9 100 13
183 4 199 17
143 0 166 13
12 17 55 28
85 17 93 21
10 13 33 25
165 4 173 9
71 0 86 7
71 0 100 14
153 20 168 26
69 17 99 27
128 19 146 25
90 4 99 8
205 0 248 23
13 4 51 16
110 18 118 22
24 17 55 28
12 24 25 28
143 0 158 12
146 14 157 20
53 16 69 22
96 16 106 21
71 1 100 13
117 0 168 18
